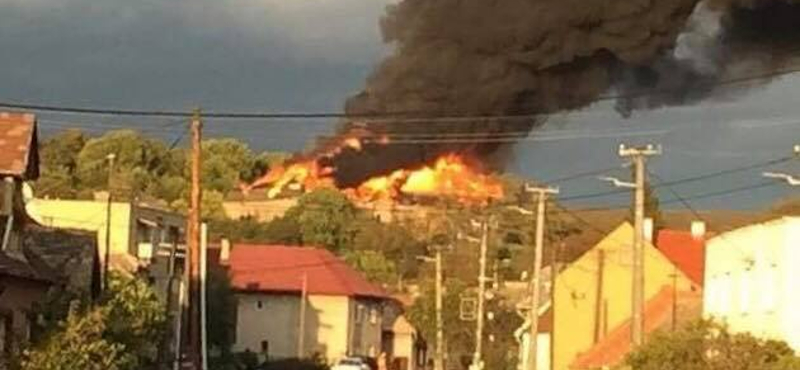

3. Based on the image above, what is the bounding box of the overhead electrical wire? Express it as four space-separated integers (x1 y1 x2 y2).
1 63 800 121
559 155 794 203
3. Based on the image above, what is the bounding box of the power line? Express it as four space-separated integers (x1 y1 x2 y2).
2 63 800 120
560 155 794 203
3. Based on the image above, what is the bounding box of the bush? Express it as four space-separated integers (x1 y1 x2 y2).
626 320 800 370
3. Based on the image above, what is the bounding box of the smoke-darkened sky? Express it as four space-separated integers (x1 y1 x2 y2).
0 0 796 209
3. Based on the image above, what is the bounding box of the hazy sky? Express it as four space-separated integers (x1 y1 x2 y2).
0 0 796 210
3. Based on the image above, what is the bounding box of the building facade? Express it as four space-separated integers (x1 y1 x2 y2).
26 198 185 274
226 244 389 363
704 217 800 350
553 222 703 370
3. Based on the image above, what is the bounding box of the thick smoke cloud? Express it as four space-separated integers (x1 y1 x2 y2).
616 0 800 114
317 0 800 187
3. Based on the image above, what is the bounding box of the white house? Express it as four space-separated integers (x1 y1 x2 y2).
704 217 800 350
224 243 389 363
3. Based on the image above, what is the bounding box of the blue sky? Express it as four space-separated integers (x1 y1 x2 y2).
0 0 796 209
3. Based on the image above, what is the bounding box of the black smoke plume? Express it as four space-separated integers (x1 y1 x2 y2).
314 0 800 188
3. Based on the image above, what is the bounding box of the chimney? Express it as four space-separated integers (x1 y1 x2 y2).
691 221 706 240
643 218 654 242
220 238 231 265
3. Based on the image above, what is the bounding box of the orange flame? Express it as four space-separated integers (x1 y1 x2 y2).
356 154 504 203
246 136 503 203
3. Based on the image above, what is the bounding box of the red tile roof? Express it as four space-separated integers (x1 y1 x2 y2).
228 244 388 299
570 286 703 370
655 230 705 286
0 112 38 179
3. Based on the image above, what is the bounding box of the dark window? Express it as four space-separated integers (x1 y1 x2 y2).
260 340 269 356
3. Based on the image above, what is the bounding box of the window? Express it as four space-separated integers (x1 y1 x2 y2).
369 308 378 325
255 300 264 310
260 340 269 357
356 304 365 322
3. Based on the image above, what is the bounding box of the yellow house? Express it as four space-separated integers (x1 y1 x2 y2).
553 222 701 370
25 197 186 272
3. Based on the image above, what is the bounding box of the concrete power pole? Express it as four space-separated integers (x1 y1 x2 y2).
471 220 490 370
524 185 558 370
434 245 445 370
186 109 204 369
618 144 660 347
103 153 115 291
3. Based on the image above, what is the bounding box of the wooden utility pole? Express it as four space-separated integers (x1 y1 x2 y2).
297 273 308 358
471 220 490 370
103 153 116 291
524 185 558 370
434 245 445 370
618 144 660 347
186 109 204 369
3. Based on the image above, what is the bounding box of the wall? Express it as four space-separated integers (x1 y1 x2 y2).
518 332 551 370
233 293 383 363
309 295 352 361
348 298 383 358
26 199 133 265
0 276 49 356
234 293 301 359
704 217 800 350
223 199 298 222
553 223 696 370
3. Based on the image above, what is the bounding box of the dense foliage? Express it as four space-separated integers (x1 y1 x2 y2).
19 273 168 370
406 279 522 370
625 320 800 370
35 129 280 210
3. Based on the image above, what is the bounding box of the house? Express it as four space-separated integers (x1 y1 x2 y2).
552 221 705 370
0 112 53 364
225 243 390 363
703 217 800 351
22 224 101 301
26 197 185 283
382 295 427 370
0 112 103 367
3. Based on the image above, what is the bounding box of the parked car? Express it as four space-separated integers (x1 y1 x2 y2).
331 357 371 370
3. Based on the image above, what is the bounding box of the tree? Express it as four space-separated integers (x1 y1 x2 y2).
76 130 173 200
407 279 474 367
201 139 269 194
626 320 799 370
19 273 168 370
343 250 398 287
351 220 425 279
207 265 238 369
34 129 88 198
20 308 131 370
407 279 522 370
283 189 362 252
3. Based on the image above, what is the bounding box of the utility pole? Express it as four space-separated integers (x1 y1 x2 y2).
524 185 558 370
297 273 308 358
434 245 445 370
103 153 116 291
471 219 490 370
185 109 204 369
618 144 661 347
